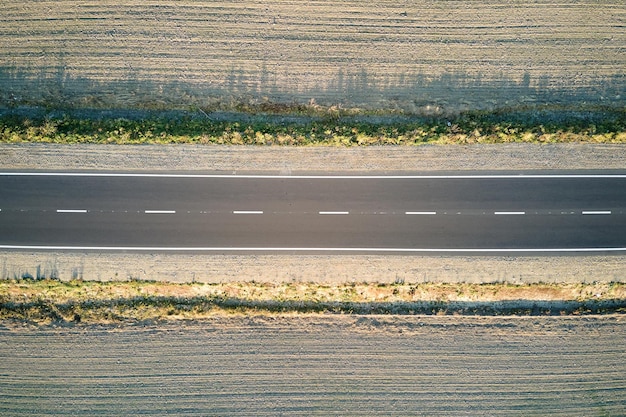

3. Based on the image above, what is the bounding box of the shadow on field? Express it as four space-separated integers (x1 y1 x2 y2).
2 295 625 323
1 64 624 114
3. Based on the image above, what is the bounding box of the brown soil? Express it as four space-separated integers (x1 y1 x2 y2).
0 315 624 416
2 252 625 285
2 142 626 171
1 0 623 111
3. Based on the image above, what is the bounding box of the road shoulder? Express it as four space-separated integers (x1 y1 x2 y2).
1 142 625 172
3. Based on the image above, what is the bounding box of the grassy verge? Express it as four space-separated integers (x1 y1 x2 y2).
1 106 624 146
1 279 624 324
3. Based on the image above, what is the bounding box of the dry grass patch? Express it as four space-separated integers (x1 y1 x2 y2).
1 279 624 324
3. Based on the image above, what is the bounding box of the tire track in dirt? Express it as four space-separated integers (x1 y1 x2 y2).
0 316 624 416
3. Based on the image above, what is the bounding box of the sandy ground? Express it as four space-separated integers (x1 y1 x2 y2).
2 142 626 172
1 315 624 416
2 1 623 111
1 252 625 284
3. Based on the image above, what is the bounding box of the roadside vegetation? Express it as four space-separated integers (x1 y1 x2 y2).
1 106 624 146
1 278 624 325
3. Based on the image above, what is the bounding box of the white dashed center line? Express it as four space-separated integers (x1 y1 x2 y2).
405 211 437 215
494 211 526 215
319 211 349 215
233 210 264 214
56 209 87 213
582 210 611 215
144 210 176 214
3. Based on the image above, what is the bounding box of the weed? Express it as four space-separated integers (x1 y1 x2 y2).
1 280 624 323
1 106 623 146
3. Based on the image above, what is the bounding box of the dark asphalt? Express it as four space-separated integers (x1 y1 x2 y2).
1 172 625 253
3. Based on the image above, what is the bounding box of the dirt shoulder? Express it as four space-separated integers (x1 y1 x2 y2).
2 142 625 172
2 252 625 284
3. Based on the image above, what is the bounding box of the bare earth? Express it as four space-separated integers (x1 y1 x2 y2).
2 252 625 284
2 142 626 172
1 1 623 111
1 315 624 416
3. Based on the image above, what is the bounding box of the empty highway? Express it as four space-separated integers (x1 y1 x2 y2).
0 171 625 254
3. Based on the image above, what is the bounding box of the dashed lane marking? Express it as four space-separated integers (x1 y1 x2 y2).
6 208 622 216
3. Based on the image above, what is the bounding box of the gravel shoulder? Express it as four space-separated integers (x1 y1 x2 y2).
2 142 625 172
2 252 625 284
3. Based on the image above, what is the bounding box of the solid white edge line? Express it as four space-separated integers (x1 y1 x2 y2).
582 211 612 215
56 209 87 213
233 210 264 214
494 211 526 215
0 245 624 252
405 211 437 215
319 211 349 215
144 210 176 214
1 173 626 179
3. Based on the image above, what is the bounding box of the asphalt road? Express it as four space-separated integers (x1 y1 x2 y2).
1 171 625 254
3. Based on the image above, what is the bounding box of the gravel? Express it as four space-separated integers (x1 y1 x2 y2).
1 142 625 172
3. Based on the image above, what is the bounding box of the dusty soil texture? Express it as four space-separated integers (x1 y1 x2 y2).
2 252 625 284
2 142 626 171
0 315 624 416
1 0 624 111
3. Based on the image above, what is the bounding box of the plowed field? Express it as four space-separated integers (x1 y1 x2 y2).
1 316 624 416
1 0 624 112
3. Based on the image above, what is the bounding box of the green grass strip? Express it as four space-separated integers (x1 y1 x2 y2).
1 106 624 145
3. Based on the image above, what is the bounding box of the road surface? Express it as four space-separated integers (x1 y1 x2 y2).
1 171 625 254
